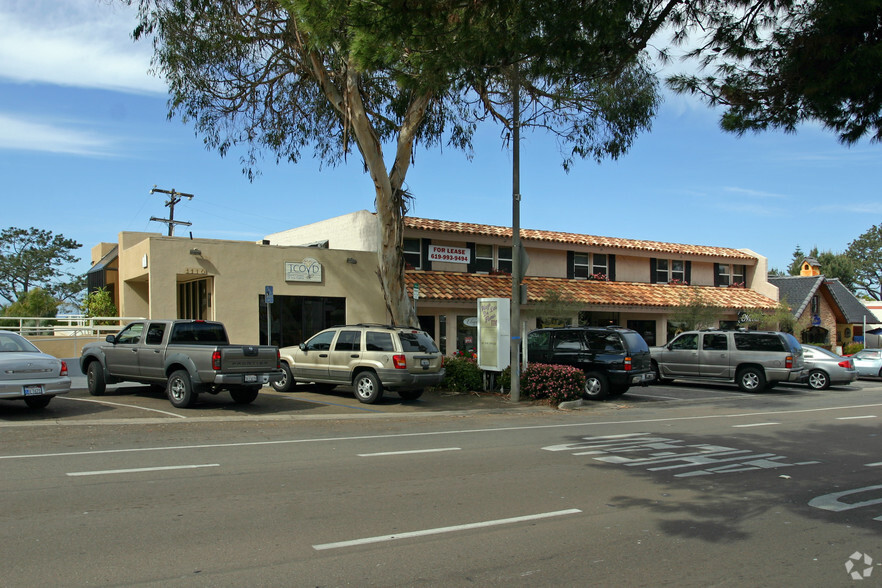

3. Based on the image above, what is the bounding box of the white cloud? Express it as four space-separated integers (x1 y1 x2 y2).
0 0 165 94
722 186 790 199
0 113 119 156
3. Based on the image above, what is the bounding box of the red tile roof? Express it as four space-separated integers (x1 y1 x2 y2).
406 271 778 309
405 217 755 260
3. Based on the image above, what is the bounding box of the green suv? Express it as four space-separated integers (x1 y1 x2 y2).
273 324 444 403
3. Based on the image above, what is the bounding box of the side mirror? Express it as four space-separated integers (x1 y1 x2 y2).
105 335 116 344
299 343 307 352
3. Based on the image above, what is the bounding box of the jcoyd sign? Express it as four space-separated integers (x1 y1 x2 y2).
285 258 322 282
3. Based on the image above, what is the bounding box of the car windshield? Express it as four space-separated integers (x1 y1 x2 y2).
399 331 439 353
0 332 40 353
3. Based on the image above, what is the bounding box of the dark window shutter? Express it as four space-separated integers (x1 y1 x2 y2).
714 263 722 287
685 261 692 285
421 239 432 271
608 255 616 282
650 258 658 284
467 242 476 273
567 251 575 279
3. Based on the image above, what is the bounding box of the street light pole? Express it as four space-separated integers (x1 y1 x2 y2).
510 69 522 403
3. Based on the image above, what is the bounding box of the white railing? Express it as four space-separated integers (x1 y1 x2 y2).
1 315 145 337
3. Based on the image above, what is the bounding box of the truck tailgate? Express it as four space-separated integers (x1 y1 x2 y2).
220 346 278 373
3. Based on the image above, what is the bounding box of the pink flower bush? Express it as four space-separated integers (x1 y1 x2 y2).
521 363 585 404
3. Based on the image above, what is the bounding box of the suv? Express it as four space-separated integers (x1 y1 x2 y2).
526 326 654 400
651 329 806 392
273 324 444 403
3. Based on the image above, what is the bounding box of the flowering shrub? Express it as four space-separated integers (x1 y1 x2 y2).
521 363 585 404
668 278 689 286
586 272 609 281
440 356 483 392
729 281 746 288
453 349 477 360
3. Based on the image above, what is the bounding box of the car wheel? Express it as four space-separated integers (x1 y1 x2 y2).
272 363 294 392
652 361 671 385
583 371 609 400
24 396 52 409
808 369 830 390
353 371 383 404
398 389 424 401
87 361 106 396
737 366 766 392
230 387 260 404
167 369 197 408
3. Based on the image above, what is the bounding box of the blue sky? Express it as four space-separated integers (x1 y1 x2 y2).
2 0 879 280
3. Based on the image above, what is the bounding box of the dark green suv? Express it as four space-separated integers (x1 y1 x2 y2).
526 326 654 399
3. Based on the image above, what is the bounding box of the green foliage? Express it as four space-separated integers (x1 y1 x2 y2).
742 299 810 335
440 357 483 393
0 227 83 305
528 288 579 328
521 362 585 404
843 342 864 355
846 223 882 300
667 0 882 145
787 246 856 290
80 288 119 323
0 288 61 331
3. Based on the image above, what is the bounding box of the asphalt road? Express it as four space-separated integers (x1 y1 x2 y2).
1 379 881 586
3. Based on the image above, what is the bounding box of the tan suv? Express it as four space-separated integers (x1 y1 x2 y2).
273 324 445 403
650 329 807 392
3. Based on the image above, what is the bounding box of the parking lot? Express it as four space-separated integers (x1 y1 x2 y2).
1 371 878 424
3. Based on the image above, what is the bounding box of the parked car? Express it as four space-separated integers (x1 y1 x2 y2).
650 329 806 393
0 330 71 409
526 326 654 400
800 344 858 390
274 324 445 403
850 348 882 378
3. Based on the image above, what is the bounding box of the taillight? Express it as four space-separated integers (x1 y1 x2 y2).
60 361 68 376
392 354 407 369
623 356 632 371
839 359 853 369
212 350 222 370
785 355 793 369
277 349 281 369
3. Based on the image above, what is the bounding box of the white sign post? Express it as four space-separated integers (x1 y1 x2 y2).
477 298 511 372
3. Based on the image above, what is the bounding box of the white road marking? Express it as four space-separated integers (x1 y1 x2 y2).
866 462 882 467
67 464 219 477
4 402 882 461
733 422 780 428
312 509 582 550
835 415 877 420
60 396 186 418
358 447 460 457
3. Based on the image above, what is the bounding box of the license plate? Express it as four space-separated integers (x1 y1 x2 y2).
421 359 429 368
23 385 44 396
244 375 257 383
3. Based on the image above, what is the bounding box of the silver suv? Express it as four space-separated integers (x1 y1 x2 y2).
651 329 806 392
273 324 444 403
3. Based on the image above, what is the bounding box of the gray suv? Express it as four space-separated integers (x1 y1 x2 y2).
273 324 444 403
651 329 806 392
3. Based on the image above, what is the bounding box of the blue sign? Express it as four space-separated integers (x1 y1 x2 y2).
265 285 274 304
811 314 821 326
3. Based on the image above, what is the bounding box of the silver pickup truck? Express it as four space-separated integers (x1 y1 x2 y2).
80 320 282 408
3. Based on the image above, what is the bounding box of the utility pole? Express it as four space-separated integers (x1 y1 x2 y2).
510 69 522 403
149 186 194 236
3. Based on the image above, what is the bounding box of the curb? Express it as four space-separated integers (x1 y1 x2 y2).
557 398 587 410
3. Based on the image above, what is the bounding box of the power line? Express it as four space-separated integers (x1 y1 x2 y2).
149 186 194 236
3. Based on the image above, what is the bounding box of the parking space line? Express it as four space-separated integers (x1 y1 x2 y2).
733 422 780 428
60 396 187 418
358 447 460 457
836 415 877 420
67 464 219 477
312 509 582 550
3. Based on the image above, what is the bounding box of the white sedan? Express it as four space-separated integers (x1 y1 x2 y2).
850 348 882 378
0 331 71 409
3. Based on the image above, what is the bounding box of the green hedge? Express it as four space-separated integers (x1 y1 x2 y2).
521 363 585 404
440 357 483 392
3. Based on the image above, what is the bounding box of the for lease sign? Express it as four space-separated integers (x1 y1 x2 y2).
429 245 470 264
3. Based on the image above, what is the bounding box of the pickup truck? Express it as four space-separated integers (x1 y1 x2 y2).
80 320 282 408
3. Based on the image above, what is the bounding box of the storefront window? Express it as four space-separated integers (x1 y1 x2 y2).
259 295 345 347
457 315 477 355
626 320 656 346
578 311 620 327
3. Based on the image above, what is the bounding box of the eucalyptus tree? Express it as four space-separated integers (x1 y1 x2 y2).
129 0 697 325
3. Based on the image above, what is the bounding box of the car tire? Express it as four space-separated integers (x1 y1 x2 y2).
272 363 294 392
808 369 830 390
167 369 197 408
87 361 106 396
230 387 260 404
353 371 383 404
652 361 671 385
398 389 424 401
583 371 609 400
24 396 52 409
737 366 766 392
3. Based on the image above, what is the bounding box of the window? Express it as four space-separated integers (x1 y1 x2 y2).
527 330 551 353
655 259 669 283
366 332 395 352
654 259 688 284
474 244 493 273
116 323 144 345
497 246 513 273
733 333 785 352
811 295 820 315
669 333 698 350
403 238 422 269
593 254 608 277
586 331 623 353
573 253 590 278
333 330 361 352
702 333 728 351
399 331 440 353
572 252 610 279
145 323 166 345
305 330 335 351
716 263 746 287
553 330 584 351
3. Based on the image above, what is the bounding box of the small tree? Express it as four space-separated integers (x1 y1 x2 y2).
667 287 720 331
0 288 61 333
741 300 810 336
81 288 119 324
0 227 83 305
526 288 581 328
